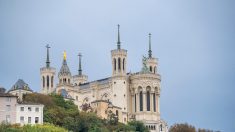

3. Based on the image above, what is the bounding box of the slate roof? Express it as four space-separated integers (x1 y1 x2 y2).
8 79 33 92
58 59 71 76
79 77 110 89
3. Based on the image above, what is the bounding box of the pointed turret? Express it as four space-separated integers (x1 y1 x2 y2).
73 52 88 86
59 51 71 77
145 33 158 74
111 24 127 77
40 45 56 94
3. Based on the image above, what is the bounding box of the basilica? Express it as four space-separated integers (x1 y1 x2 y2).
40 25 168 132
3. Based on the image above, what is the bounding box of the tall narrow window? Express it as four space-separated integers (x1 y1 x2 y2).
35 117 39 124
150 66 152 72
28 117 31 123
20 116 24 123
46 76 49 88
118 58 121 70
147 91 150 111
160 124 163 131
123 58 125 70
154 66 156 74
68 79 70 84
43 76 45 88
135 94 136 112
114 58 116 71
153 93 156 112
139 91 143 111
6 115 10 123
51 76 53 87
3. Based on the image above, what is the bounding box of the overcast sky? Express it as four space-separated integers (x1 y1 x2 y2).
0 0 234 131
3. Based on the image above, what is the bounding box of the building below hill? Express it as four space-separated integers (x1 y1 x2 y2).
0 89 44 125
39 26 168 132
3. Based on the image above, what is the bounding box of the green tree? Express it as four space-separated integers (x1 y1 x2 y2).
107 110 118 125
128 120 149 132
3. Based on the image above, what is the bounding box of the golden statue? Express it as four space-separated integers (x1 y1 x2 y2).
63 51 67 60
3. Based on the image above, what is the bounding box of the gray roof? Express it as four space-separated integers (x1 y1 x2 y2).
58 59 71 76
8 79 33 92
79 77 110 90
0 93 17 97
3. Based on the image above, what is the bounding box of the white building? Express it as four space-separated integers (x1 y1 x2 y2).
40 26 168 132
0 89 44 126
16 103 44 125
0 92 17 124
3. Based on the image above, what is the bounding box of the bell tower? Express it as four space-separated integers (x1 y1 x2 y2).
111 25 127 77
73 53 88 86
146 33 158 74
111 25 128 123
40 44 56 94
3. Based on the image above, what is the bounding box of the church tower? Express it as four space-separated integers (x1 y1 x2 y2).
111 25 127 77
146 33 158 74
40 45 56 94
73 53 88 86
58 51 72 86
111 25 128 123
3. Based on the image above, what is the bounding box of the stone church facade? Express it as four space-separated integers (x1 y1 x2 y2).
40 26 168 132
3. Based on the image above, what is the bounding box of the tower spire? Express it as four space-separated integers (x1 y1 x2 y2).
148 33 152 58
46 44 50 68
117 24 121 49
78 53 82 75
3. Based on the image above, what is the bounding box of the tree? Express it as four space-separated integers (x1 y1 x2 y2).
169 123 196 132
107 110 118 125
128 120 149 132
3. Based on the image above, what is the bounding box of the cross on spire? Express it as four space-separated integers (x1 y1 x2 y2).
148 33 152 58
117 24 121 49
78 53 82 75
46 44 50 68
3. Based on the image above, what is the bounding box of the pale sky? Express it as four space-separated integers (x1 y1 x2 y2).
0 0 234 131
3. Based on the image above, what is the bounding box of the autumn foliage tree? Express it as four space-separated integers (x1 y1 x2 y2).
169 123 196 132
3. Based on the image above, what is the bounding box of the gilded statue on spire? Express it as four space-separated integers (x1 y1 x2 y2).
63 51 67 60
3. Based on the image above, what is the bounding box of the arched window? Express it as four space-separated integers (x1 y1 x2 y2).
123 58 125 70
150 66 152 72
135 94 137 112
114 58 116 71
43 76 45 88
147 91 150 111
46 76 49 88
118 58 121 70
154 66 156 74
116 110 118 116
160 124 163 131
139 91 143 111
65 78 67 83
153 93 156 112
51 76 53 87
